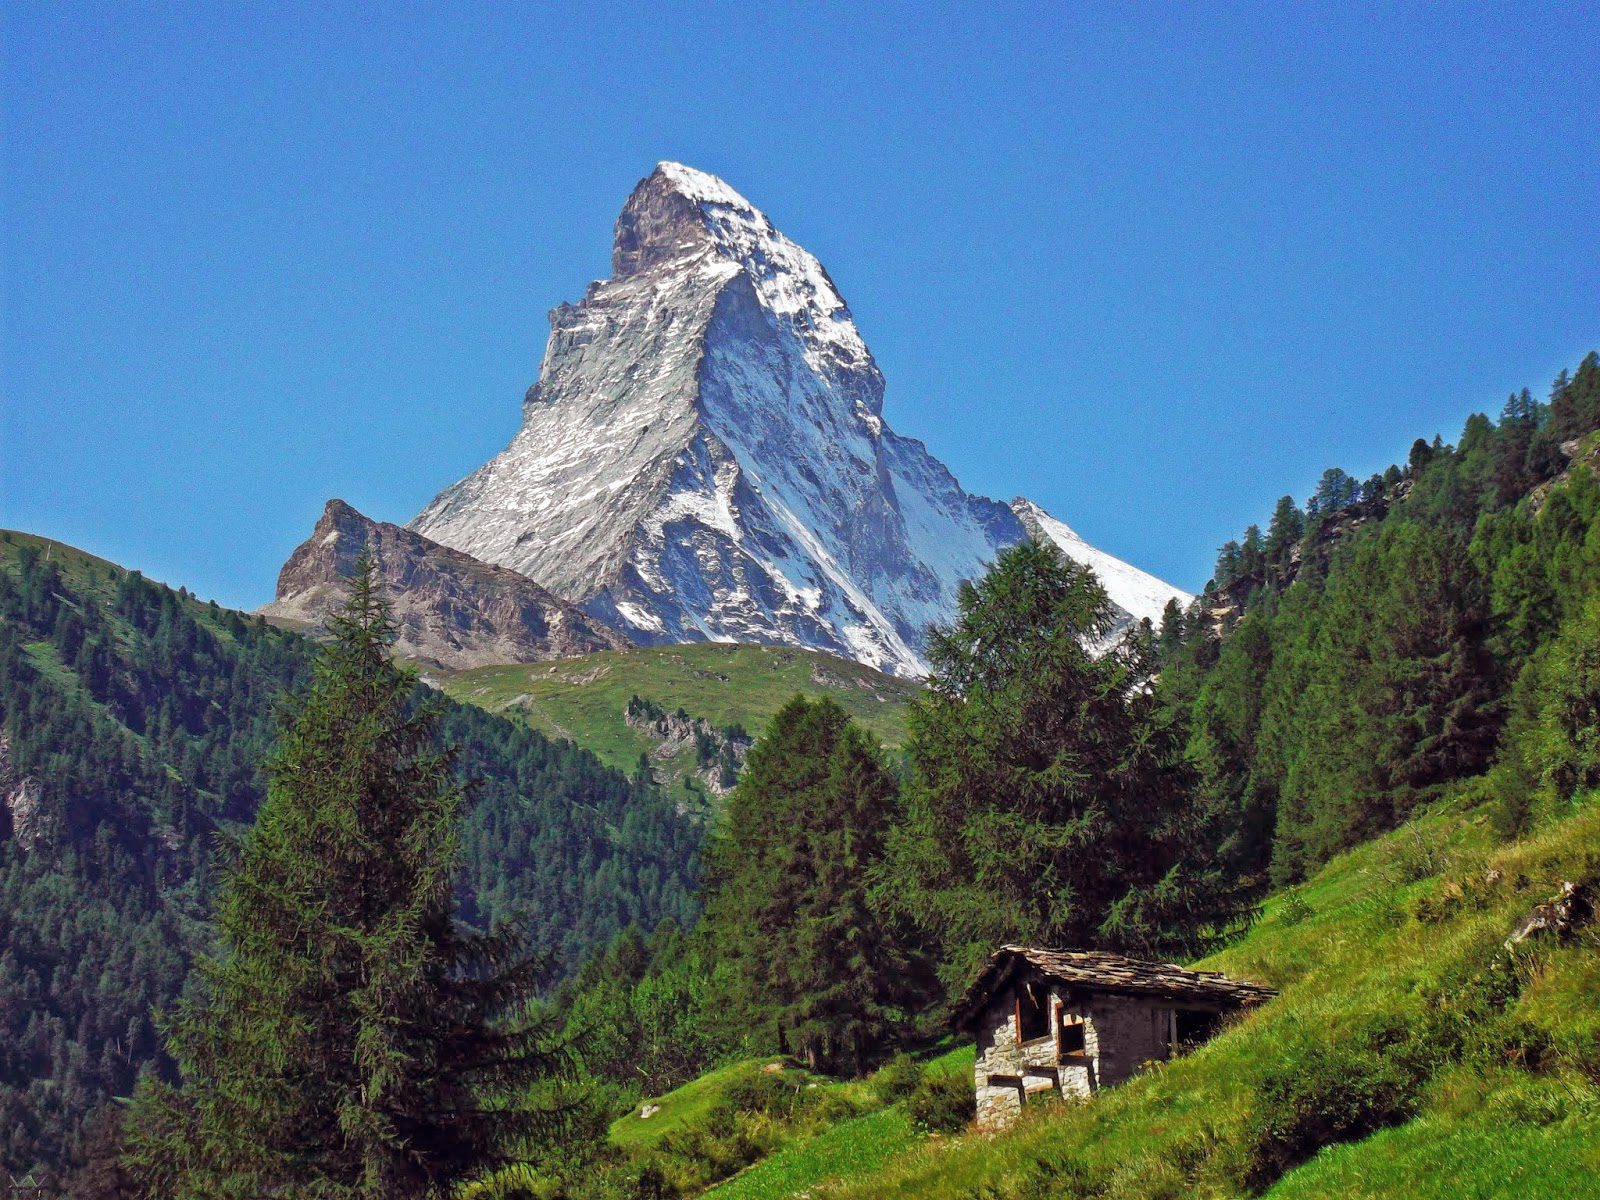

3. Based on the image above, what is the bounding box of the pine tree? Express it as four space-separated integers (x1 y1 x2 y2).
1549 353 1600 441
699 697 927 1074
881 541 1244 988
123 557 561 1199
1263 495 1304 586
1156 598 1185 662
1263 521 1500 880
1213 540 1242 590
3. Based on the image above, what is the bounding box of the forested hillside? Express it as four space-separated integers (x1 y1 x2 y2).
5 352 1596 1197
1159 351 1600 887
0 534 703 1184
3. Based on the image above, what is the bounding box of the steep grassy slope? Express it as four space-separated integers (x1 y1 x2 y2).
807 795 1599 1200
432 643 920 791
597 791 1598 1200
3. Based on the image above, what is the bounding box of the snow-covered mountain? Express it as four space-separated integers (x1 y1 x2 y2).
1010 499 1190 630
411 163 1189 676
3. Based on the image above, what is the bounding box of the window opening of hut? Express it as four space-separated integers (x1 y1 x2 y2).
1059 1011 1086 1057
1016 982 1050 1042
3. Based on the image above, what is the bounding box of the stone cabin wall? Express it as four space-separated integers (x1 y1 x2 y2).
972 978 1187 1130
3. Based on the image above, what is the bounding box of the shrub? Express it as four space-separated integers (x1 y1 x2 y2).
1244 1019 1433 1189
872 1052 924 1104
1377 826 1450 886
722 1067 805 1118
906 1068 973 1134
1278 890 1313 926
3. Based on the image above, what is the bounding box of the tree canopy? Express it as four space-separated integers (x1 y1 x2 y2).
882 540 1245 989
124 558 563 1199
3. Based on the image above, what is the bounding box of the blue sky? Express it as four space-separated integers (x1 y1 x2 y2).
3 2 1596 609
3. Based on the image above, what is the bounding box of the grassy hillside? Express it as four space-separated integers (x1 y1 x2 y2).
575 789 1598 1199
432 642 921 791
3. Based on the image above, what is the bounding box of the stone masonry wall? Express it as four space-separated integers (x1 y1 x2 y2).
973 981 1181 1129
1082 994 1172 1087
973 991 1025 1130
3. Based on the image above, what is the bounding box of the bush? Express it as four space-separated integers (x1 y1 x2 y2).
906 1068 973 1134
722 1067 808 1119
872 1052 924 1104
1278 890 1313 926
1244 1019 1432 1189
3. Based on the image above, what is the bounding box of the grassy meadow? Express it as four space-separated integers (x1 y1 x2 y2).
566 789 1598 1200
432 642 920 793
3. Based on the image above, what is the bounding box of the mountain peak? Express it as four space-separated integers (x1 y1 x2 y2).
410 165 1191 675
651 161 755 210
264 500 629 670
612 162 763 280
611 162 873 380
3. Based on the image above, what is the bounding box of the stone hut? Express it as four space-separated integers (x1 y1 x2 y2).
954 946 1276 1130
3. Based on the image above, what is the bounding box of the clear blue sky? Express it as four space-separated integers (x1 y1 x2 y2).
4 2 1596 609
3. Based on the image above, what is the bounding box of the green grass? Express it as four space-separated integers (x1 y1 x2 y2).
608 1058 785 1151
917 1042 975 1080
1266 1069 1600 1199
800 795 1600 1200
432 642 921 789
704 1106 920 1200
610 792 1598 1200
1 529 129 594
692 1044 970 1199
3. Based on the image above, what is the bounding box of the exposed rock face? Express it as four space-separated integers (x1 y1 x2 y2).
624 697 751 796
411 162 1189 675
261 499 631 670
1505 880 1593 949
0 731 59 852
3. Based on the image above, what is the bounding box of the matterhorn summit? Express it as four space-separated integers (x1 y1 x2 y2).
410 163 1189 675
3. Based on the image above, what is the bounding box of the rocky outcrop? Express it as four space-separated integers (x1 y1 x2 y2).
0 732 60 852
624 696 751 796
261 499 631 670
410 163 1189 676
1505 880 1593 949
1529 435 1600 513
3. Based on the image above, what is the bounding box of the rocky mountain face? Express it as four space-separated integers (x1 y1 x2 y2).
410 163 1189 675
624 696 752 798
262 499 631 670
0 731 58 853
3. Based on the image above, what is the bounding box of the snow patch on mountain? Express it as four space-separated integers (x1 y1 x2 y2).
1012 498 1194 627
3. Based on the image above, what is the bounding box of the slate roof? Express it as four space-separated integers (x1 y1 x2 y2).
953 945 1276 1028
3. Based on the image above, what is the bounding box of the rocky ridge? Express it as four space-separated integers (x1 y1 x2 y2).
261 499 631 670
624 695 752 797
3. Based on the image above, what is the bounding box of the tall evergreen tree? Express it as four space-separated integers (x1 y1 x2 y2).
881 541 1244 989
124 557 561 1199
1263 495 1305 586
1549 352 1600 441
699 697 926 1074
1262 521 1500 881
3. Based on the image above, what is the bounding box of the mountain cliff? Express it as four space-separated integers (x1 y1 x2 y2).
262 499 630 669
411 163 1188 674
